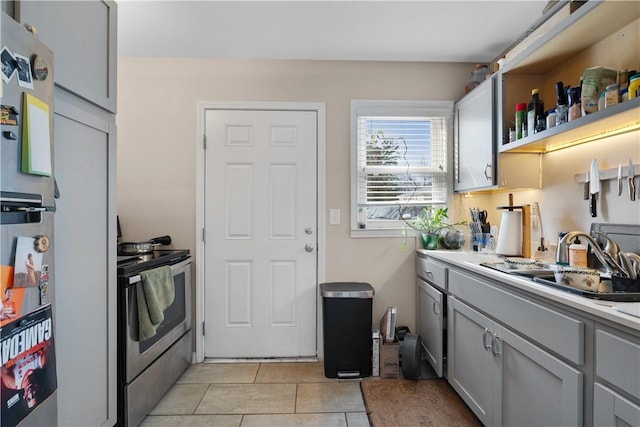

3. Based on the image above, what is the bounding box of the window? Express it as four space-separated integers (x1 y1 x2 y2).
351 100 453 236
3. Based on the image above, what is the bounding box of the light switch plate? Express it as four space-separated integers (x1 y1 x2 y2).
329 209 340 225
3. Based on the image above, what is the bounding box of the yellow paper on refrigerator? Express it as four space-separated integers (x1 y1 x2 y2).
21 92 52 176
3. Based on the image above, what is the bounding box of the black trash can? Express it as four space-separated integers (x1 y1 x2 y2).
320 282 375 378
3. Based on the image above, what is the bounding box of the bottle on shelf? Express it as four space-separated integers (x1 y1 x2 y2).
568 87 582 122
546 109 556 129
555 82 568 125
527 89 544 134
618 69 629 102
515 102 526 140
604 84 620 109
629 73 640 100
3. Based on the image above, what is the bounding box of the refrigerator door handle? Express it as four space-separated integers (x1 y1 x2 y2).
16 207 47 212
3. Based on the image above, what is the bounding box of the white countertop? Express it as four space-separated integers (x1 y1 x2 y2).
417 249 640 332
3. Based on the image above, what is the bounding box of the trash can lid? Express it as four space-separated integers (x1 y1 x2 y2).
320 282 374 298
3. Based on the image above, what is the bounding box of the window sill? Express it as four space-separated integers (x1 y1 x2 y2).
350 228 419 239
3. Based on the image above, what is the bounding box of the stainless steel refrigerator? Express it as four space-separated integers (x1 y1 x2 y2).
1 12 57 427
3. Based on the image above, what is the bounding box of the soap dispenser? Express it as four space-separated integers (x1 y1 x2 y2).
569 237 588 268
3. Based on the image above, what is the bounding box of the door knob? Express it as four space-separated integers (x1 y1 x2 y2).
305 244 314 252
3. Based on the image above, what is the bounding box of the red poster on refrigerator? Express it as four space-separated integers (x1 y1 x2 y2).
0 304 57 427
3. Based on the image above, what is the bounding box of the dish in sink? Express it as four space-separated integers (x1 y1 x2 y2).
502 257 541 270
550 266 601 292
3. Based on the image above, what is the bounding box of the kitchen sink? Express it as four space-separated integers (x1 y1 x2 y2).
480 261 640 302
479 261 556 279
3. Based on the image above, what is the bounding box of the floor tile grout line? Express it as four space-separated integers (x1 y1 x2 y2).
191 382 212 415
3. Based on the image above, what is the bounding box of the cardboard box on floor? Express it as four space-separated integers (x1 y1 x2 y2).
380 340 400 379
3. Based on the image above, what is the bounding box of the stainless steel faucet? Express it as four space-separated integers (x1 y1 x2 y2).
556 231 619 274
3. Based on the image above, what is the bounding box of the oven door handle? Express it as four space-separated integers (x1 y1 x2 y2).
127 257 191 285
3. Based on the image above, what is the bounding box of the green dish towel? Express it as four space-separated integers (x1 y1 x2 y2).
136 265 175 341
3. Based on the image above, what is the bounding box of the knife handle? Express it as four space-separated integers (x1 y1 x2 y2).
583 182 589 200
590 193 597 217
630 177 636 201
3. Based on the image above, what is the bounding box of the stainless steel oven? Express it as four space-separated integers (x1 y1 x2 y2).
117 250 192 427
125 257 191 381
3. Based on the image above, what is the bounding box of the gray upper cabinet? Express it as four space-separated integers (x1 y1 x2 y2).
454 76 540 193
454 77 495 192
17 0 117 112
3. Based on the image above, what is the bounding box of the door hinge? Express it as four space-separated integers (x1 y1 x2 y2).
202 321 205 336
202 227 206 242
203 135 207 149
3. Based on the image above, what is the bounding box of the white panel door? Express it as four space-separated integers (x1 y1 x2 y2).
204 109 317 358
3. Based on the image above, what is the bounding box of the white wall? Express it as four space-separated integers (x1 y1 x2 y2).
456 133 640 255
117 57 640 334
117 57 474 332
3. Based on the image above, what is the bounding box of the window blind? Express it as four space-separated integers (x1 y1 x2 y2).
356 115 448 215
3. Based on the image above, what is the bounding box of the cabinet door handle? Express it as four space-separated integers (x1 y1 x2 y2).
484 164 492 181
432 300 440 316
424 270 433 278
491 334 502 357
482 328 492 350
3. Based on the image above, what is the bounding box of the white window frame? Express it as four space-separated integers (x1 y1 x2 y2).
350 99 454 238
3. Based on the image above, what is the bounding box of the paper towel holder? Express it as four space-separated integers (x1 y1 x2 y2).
496 193 523 211
496 193 531 258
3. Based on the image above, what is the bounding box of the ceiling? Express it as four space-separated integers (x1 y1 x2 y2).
117 1 551 63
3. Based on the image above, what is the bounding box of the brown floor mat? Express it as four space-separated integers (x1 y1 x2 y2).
360 378 482 427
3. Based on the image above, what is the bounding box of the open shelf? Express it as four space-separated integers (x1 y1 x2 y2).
502 1 640 75
499 97 640 153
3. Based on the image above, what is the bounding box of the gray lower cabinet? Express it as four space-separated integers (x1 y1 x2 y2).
416 278 444 377
415 255 447 377
593 383 640 426
594 326 640 426
449 296 583 426
448 297 495 425
419 253 640 426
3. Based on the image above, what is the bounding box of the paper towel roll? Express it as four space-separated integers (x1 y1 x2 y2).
496 211 522 256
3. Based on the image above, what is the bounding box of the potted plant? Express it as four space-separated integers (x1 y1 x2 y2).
406 207 465 250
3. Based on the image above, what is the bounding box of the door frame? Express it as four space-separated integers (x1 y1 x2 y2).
194 101 326 362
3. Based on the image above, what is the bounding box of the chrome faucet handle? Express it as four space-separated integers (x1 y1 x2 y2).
557 231 615 274
590 231 620 259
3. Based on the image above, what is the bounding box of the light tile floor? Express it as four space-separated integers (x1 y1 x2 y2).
140 362 371 427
